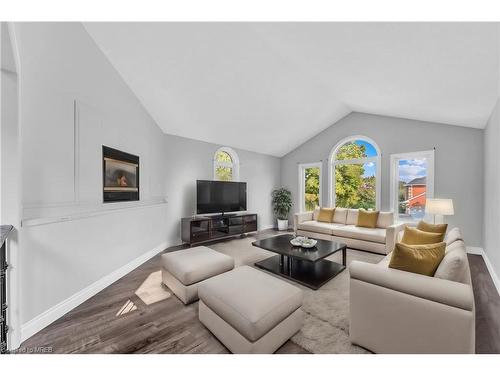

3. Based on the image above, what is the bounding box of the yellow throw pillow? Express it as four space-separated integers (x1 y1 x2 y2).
401 226 445 244
416 220 448 235
389 242 446 276
356 209 379 228
317 207 335 223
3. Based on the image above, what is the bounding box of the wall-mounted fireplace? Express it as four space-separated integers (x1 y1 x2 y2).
103 146 139 203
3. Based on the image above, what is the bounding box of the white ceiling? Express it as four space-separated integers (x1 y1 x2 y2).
84 22 499 157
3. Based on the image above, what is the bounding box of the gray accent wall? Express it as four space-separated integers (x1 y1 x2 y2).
281 112 484 246
484 98 500 279
163 134 281 245
482 25 500 285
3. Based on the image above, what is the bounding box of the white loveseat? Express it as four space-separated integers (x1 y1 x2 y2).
349 228 475 353
293 208 405 255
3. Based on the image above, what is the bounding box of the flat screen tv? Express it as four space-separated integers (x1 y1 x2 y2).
196 180 247 215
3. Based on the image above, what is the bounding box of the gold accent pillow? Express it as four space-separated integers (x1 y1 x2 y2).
389 242 446 276
317 207 335 223
416 220 448 235
401 226 445 244
356 209 379 228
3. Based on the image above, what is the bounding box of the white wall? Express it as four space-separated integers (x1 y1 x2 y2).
163 134 281 245
12 23 169 333
1 22 22 350
281 112 484 246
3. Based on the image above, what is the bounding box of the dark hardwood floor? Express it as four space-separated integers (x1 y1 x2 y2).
17 231 500 354
468 254 500 354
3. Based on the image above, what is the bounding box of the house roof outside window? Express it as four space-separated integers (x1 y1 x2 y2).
405 177 427 186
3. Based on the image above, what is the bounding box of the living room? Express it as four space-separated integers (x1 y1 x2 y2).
1 1 500 373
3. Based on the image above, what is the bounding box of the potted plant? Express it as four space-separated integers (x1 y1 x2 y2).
271 187 292 231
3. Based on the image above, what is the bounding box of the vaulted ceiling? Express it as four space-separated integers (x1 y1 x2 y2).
84 22 499 157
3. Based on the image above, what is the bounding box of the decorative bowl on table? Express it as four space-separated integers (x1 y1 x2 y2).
300 238 318 248
290 237 304 246
290 236 317 248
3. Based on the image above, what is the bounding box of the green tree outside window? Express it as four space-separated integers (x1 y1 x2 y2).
334 142 376 210
215 151 234 181
304 167 320 211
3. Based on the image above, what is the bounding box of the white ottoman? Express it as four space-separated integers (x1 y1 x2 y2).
161 246 234 304
198 266 304 353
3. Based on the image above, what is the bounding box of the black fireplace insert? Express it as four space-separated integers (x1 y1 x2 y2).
102 146 139 202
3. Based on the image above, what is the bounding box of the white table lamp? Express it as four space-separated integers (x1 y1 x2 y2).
425 199 454 224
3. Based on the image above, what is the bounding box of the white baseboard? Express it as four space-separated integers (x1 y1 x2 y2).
466 246 500 296
259 225 275 231
20 240 169 344
466 246 483 255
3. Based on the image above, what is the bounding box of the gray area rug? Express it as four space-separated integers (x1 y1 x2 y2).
208 234 383 354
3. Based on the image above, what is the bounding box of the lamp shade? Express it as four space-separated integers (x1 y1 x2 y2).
426 199 454 215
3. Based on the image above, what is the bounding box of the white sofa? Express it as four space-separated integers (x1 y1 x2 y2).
293 208 405 255
349 228 475 353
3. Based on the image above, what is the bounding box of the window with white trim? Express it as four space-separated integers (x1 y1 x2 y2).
298 162 322 212
213 147 239 181
390 150 434 223
329 136 381 210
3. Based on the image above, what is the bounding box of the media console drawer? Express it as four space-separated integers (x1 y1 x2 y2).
244 214 257 223
229 217 243 226
181 213 258 245
244 223 257 232
228 225 244 235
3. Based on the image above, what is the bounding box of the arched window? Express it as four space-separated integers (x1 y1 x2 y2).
213 147 239 181
328 136 381 210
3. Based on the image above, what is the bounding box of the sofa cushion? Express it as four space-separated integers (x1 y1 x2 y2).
297 220 336 235
346 209 358 225
389 242 446 277
333 207 348 224
376 212 394 229
445 227 463 246
317 207 335 223
312 207 320 221
401 226 445 245
357 209 380 228
161 246 234 285
416 220 448 235
434 240 468 283
332 224 386 244
198 266 303 342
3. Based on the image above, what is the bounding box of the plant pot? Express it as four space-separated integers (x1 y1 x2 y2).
277 219 289 231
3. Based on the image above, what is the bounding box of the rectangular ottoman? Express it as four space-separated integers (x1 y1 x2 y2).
198 266 304 353
161 246 234 304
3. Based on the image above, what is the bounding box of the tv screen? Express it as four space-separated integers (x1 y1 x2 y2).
196 180 247 214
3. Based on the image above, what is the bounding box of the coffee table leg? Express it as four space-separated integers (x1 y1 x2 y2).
254 255 346 290
342 247 346 266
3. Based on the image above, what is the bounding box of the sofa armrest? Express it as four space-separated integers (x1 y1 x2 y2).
293 211 313 232
385 222 406 254
349 261 473 311
349 261 475 353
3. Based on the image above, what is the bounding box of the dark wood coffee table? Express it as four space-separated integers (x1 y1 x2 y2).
252 234 347 290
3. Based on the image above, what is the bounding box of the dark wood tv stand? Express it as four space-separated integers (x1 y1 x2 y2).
181 213 258 246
